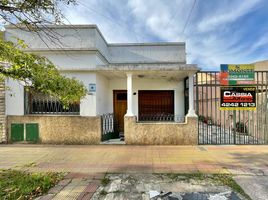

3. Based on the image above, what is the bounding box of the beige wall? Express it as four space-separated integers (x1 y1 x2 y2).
7 116 101 144
124 116 198 145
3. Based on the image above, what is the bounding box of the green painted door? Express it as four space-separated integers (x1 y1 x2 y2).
26 123 39 143
11 124 24 142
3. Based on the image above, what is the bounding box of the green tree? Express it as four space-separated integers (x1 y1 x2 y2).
0 0 87 104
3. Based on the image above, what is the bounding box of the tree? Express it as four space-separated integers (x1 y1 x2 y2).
0 0 87 105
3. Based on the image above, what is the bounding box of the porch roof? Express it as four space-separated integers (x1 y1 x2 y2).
94 63 200 80
96 63 199 71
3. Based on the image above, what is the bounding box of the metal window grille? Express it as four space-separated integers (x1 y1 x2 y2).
25 89 80 115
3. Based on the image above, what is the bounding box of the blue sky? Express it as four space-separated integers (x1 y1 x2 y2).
61 0 268 70
0 0 266 70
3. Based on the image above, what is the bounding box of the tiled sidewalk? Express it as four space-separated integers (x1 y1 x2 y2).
1 145 268 175
36 173 104 200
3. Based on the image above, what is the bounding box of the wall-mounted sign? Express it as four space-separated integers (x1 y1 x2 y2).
220 64 255 85
88 83 96 92
220 86 256 110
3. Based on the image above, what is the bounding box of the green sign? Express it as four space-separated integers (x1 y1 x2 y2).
220 64 255 85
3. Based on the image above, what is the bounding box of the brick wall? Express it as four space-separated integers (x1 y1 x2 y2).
0 80 6 143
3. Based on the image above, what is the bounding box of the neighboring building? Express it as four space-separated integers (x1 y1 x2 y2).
254 60 268 71
1 25 199 145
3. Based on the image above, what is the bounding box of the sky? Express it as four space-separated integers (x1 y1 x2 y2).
1 0 267 70
60 0 268 70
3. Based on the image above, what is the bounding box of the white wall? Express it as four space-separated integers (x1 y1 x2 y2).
109 44 186 64
40 52 105 70
107 78 185 117
5 26 96 49
5 26 186 64
96 74 109 115
62 72 97 116
6 78 24 115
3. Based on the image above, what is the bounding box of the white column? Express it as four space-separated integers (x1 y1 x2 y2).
125 73 134 116
186 74 197 117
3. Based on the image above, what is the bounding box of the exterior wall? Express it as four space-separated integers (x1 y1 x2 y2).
0 80 6 143
7 116 101 144
124 116 198 145
5 78 24 116
5 72 99 117
62 72 97 116
5 26 96 50
38 52 106 70
107 78 185 117
5 25 186 64
108 44 186 63
96 74 109 115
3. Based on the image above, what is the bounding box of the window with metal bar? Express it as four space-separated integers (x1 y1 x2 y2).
25 88 80 115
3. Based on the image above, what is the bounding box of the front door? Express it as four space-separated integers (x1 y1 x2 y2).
113 90 127 132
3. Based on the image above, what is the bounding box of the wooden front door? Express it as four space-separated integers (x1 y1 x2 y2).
113 90 127 132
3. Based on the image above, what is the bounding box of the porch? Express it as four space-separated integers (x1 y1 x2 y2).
97 63 199 144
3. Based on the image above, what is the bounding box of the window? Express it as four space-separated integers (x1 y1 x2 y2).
25 88 80 115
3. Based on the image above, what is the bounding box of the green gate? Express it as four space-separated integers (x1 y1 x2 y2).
11 123 24 142
26 123 39 142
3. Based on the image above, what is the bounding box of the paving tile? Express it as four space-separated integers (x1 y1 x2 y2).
83 183 99 193
58 179 72 186
47 185 64 194
36 194 54 200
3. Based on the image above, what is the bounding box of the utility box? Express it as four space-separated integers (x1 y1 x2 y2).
11 123 24 142
26 123 39 143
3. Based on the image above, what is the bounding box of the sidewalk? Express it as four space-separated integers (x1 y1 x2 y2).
1 144 268 199
1 144 268 175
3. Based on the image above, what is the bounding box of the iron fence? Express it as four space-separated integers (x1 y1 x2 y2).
195 71 268 145
138 114 185 123
101 113 115 134
101 113 119 141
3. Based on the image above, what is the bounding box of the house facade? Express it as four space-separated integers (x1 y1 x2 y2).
1 25 199 145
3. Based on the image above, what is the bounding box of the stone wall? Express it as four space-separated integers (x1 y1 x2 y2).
7 116 102 144
124 116 198 145
0 80 6 143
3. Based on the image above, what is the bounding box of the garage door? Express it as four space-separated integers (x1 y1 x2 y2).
138 90 174 121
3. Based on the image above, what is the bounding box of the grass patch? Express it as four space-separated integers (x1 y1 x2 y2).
101 176 111 186
0 169 64 199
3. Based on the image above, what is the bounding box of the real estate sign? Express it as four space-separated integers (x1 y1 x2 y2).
220 86 256 110
220 64 255 85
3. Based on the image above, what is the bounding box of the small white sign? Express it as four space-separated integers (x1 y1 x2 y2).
88 83 96 92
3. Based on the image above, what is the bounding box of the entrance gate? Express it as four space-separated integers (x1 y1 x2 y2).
195 71 268 144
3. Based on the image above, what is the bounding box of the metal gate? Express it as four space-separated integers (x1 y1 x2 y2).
195 71 268 144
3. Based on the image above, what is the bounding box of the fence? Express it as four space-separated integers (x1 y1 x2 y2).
195 71 268 144
101 113 119 141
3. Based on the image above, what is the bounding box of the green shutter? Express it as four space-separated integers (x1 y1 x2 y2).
26 123 39 143
11 124 24 142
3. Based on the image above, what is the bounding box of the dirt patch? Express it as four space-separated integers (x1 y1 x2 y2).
91 173 249 200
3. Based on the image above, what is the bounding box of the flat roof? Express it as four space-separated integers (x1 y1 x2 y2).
5 24 185 47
